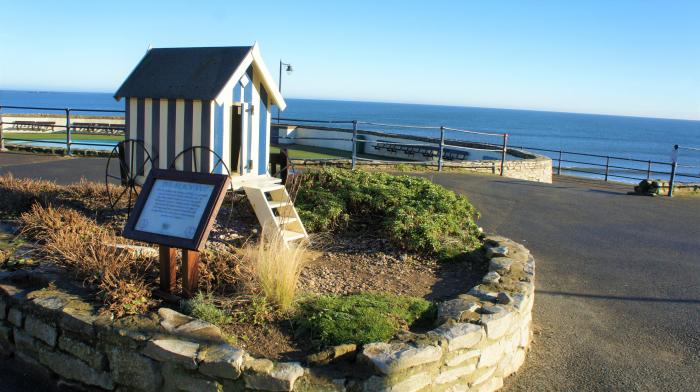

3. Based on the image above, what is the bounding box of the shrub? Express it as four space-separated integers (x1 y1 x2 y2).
180 293 232 326
19 204 155 317
293 293 435 348
293 169 481 257
242 225 308 312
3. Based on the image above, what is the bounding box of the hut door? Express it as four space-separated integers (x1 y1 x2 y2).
230 105 242 174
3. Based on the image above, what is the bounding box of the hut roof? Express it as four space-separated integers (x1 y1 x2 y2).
114 44 286 109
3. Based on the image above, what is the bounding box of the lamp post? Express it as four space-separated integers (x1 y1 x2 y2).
277 60 293 123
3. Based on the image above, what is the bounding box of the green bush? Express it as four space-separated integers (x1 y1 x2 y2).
180 293 232 326
294 169 481 257
293 293 435 348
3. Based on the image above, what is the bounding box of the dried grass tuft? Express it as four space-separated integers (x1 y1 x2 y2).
242 224 308 312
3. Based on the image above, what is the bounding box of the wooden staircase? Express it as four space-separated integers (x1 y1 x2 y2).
243 178 308 245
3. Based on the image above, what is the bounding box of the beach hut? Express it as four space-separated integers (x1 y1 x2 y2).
114 43 285 186
114 43 307 244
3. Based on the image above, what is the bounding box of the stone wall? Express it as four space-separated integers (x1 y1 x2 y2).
0 235 534 392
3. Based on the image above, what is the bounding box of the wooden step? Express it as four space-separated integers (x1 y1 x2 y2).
274 216 298 225
259 184 286 193
281 229 306 243
268 200 291 209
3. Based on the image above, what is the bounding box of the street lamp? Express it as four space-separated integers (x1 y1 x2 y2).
277 60 293 122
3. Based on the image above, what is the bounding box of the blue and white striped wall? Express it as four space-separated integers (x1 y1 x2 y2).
124 65 273 182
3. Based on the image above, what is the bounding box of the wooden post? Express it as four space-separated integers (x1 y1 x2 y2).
182 250 201 298
159 245 177 293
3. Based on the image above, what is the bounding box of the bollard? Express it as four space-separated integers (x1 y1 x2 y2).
65 109 72 156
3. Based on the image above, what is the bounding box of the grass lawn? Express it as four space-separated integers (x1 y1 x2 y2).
3 132 123 141
270 144 348 159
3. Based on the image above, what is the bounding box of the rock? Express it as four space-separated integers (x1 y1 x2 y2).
480 311 513 340
37 348 114 390
486 246 508 258
430 322 483 352
496 292 513 305
244 362 305 391
445 349 480 367
173 319 223 342
489 257 513 274
435 363 477 385
29 294 69 314
437 299 480 324
482 271 501 284
198 344 245 379
0 298 7 319
106 347 163 392
471 375 503 392
364 372 431 392
143 339 200 370
159 308 194 332
467 286 498 301
58 335 107 370
25 315 57 347
359 342 442 375
162 363 221 392
60 307 98 339
8 307 23 327
306 343 357 366
0 324 12 356
480 305 505 315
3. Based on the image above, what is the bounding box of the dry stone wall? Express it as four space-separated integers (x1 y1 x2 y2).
0 235 534 392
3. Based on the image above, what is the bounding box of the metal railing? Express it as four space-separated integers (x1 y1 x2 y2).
0 105 125 155
276 117 510 175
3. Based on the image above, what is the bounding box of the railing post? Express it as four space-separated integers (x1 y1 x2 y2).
557 149 562 175
500 133 508 176
647 160 652 180
0 107 4 151
668 144 678 197
437 126 445 172
65 108 72 156
351 120 357 170
604 156 610 181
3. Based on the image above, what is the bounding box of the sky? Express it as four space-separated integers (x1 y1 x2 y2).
0 1 698 120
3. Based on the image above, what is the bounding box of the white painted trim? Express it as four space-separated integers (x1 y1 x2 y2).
175 99 185 170
265 95 272 175
250 71 261 175
159 99 168 169
240 102 249 175
128 98 137 139
144 98 152 175
192 100 202 171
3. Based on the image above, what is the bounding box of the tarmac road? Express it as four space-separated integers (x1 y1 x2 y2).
1 151 699 391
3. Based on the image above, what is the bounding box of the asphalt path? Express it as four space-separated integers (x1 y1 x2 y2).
1 151 698 391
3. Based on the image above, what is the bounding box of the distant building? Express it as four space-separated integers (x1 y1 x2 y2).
114 43 286 187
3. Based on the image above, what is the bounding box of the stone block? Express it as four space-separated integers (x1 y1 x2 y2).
435 363 477 385
162 363 221 392
467 365 496 386
29 294 69 315
58 335 107 370
244 362 305 391
431 322 483 352
306 343 357 366
25 315 57 347
480 311 513 340
143 339 200 370
0 324 13 356
106 347 163 392
8 307 23 327
477 342 503 369
0 297 6 319
436 299 480 324
471 375 503 392
486 246 508 258
159 308 194 332
173 319 223 342
363 372 431 392
359 342 442 375
488 257 513 274
13 328 38 354
198 344 245 380
496 292 513 305
60 308 98 339
445 349 480 367
482 272 501 284
38 348 114 390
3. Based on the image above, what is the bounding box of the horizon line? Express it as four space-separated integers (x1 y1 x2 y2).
1 87 698 123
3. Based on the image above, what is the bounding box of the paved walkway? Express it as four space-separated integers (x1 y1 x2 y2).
1 152 699 391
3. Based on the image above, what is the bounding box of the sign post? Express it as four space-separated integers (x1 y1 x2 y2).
123 169 230 298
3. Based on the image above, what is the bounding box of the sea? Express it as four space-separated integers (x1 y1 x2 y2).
1 89 699 183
